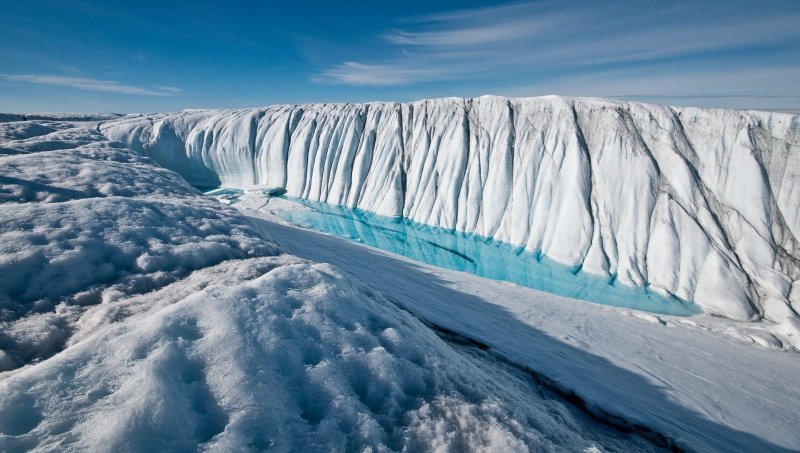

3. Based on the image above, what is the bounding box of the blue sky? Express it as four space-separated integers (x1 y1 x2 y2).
1 0 799 112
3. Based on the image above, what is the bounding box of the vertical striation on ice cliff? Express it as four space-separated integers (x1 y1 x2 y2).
101 96 800 323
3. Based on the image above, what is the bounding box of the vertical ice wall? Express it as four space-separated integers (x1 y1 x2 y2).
102 96 800 322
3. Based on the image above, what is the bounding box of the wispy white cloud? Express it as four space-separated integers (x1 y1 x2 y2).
316 62 442 86
383 18 549 47
1 74 182 96
318 0 800 91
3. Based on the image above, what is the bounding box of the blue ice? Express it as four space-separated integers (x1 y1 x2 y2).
275 198 701 317
203 187 245 204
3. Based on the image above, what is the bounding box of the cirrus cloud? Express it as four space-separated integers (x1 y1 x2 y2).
2 74 182 96
317 0 800 94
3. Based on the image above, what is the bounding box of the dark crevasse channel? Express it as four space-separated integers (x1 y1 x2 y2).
264 196 701 317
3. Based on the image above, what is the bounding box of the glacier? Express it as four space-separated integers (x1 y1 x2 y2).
244 194 800 452
102 96 800 324
2 105 800 451
0 113 670 452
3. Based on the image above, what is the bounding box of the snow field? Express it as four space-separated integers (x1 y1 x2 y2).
0 124 281 370
1 103 799 451
241 201 800 451
0 256 658 451
0 116 660 452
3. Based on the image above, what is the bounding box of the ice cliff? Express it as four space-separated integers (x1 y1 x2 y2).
102 96 800 323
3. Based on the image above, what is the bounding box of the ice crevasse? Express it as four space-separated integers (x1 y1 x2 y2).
102 95 800 323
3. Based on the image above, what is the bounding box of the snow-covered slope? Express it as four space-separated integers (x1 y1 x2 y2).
3 112 800 452
0 255 660 452
247 199 800 452
102 96 800 323
0 118 664 452
0 120 281 370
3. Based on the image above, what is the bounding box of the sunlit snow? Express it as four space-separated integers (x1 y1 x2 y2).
103 95 800 323
2 97 800 452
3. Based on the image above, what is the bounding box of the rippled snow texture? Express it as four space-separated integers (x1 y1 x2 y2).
0 120 281 369
0 257 657 452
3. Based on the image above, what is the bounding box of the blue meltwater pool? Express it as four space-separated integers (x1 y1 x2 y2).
272 197 701 317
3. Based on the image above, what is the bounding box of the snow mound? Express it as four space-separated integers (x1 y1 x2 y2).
0 121 109 155
0 256 656 452
0 145 199 204
0 124 282 369
102 96 800 323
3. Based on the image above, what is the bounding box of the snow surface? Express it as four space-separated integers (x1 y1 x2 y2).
241 196 800 452
0 113 122 124
0 256 658 452
0 122 280 370
1 100 799 451
101 96 800 324
0 116 665 451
